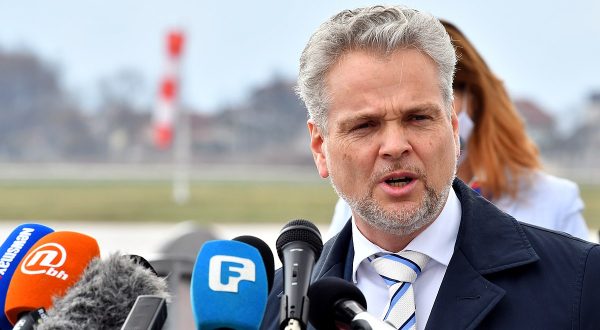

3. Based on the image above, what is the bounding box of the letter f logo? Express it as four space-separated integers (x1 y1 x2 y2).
209 255 255 293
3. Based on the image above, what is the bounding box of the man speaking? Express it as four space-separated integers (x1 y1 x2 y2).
261 5 600 329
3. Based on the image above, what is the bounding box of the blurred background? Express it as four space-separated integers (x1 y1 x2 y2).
1 0 598 327
0 0 599 265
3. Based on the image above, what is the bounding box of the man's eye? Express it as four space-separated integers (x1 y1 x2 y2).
351 122 374 131
410 115 429 121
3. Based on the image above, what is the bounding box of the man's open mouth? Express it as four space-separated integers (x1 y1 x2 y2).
385 177 414 187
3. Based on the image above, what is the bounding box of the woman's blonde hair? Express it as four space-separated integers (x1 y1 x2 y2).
442 20 541 199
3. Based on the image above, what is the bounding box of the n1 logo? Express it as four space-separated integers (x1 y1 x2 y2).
208 255 255 293
21 243 69 280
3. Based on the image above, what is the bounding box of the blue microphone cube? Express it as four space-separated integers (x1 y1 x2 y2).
191 240 269 330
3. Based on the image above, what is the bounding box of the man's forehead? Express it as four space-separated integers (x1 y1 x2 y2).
324 50 444 113
328 47 436 74
325 49 440 90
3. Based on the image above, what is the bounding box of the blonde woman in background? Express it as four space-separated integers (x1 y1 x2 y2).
328 20 589 240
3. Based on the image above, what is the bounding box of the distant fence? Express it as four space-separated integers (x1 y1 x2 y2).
0 162 322 182
1 162 598 185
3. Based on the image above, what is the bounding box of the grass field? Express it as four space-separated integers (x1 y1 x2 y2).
580 184 600 228
0 180 598 228
0 180 339 224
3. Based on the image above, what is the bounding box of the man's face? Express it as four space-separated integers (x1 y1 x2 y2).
308 49 459 238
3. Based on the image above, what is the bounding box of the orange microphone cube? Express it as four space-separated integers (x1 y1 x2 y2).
4 231 100 325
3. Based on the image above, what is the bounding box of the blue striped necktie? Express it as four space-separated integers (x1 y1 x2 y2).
370 251 430 330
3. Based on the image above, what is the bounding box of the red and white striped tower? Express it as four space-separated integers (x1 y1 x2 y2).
154 29 190 204
154 30 184 149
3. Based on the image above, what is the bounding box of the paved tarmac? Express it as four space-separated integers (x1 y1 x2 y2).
0 220 334 267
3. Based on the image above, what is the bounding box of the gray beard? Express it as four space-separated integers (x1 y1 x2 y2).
330 165 454 237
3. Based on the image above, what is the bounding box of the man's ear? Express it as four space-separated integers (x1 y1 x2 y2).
307 120 329 178
450 108 460 159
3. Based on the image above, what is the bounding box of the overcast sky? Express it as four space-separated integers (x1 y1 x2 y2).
1 0 599 119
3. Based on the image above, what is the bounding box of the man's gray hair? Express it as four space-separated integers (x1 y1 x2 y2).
297 5 456 132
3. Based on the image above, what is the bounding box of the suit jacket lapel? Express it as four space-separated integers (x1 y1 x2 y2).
306 220 354 330
312 219 354 281
426 179 539 329
425 249 505 330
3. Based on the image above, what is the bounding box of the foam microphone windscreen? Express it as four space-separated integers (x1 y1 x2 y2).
36 253 168 330
191 240 269 330
0 224 54 330
4 231 100 325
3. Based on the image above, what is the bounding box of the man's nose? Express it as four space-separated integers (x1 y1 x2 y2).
378 125 412 160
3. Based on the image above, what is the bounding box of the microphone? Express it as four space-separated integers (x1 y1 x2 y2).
11 308 48 330
4 231 100 326
125 254 159 276
190 238 271 329
0 223 54 330
36 253 168 330
276 219 323 330
232 235 275 292
307 277 395 330
120 295 168 330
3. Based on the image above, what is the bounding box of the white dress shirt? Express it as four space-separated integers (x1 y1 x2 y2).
351 188 462 330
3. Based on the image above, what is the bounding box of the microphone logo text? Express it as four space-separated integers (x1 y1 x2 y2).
21 243 69 280
0 227 35 277
208 255 255 293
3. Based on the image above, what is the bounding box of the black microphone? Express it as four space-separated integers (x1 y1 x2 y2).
120 295 167 330
125 254 159 276
36 253 169 330
307 277 395 330
233 235 275 293
276 219 323 330
11 308 48 330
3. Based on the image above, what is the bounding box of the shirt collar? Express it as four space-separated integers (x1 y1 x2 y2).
351 187 461 283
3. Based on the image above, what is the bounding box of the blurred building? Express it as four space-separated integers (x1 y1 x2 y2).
514 99 557 150
584 91 600 123
544 91 600 182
